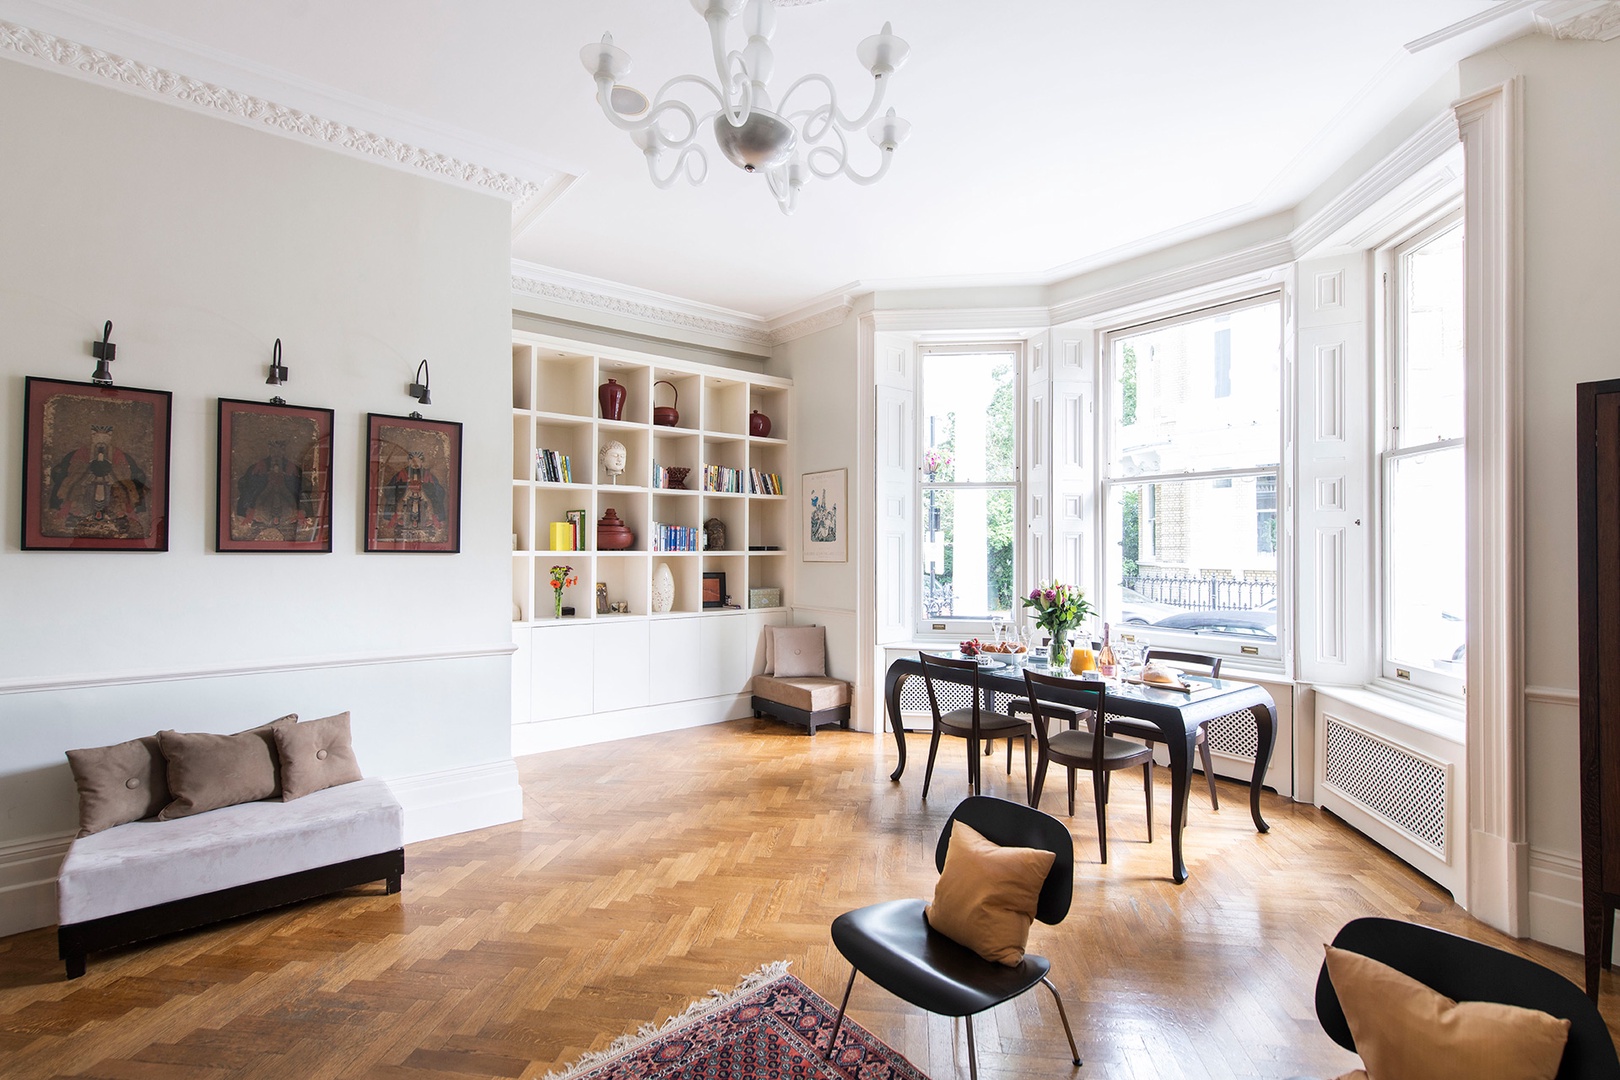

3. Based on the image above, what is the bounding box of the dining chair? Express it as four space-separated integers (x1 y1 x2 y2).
918 652 1033 801
825 795 1081 1080
1021 668 1154 864
1105 648 1223 810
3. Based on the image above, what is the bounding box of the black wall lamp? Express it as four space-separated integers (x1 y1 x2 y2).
408 359 432 417
90 320 116 385
265 338 289 404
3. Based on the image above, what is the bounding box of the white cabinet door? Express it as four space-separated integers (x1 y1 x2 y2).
699 615 750 698
650 617 705 703
594 620 651 713
530 625 594 721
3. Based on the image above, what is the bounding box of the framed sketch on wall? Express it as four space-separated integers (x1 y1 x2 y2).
364 413 462 553
216 398 334 553
801 467 847 563
21 377 172 551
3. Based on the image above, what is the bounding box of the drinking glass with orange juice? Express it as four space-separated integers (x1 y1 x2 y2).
1070 645 1096 674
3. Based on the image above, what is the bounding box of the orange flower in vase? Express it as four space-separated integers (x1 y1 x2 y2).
549 565 577 619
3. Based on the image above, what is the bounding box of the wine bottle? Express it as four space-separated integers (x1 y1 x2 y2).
1098 622 1116 677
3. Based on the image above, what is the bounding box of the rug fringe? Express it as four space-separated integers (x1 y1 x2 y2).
539 960 793 1080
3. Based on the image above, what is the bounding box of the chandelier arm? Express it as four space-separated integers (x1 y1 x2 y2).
594 78 705 147
777 73 889 137
805 131 896 187
646 144 709 189
764 166 798 216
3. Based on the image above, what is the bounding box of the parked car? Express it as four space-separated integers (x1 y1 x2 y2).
1151 607 1277 641
1118 587 1176 626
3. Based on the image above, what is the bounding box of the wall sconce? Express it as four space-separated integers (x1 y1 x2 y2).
408 359 432 417
90 320 116 385
265 338 289 386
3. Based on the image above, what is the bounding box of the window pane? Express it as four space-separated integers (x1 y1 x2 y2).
1387 447 1465 675
921 353 1015 483
920 487 1015 619
1111 301 1281 477
1104 476 1278 640
1399 223 1465 447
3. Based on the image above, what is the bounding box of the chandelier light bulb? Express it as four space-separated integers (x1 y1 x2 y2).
584 7 910 214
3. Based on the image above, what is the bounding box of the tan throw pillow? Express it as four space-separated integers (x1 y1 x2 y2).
274 712 363 801
157 714 297 820
923 820 1055 967
1324 945 1571 1080
772 625 826 678
65 735 171 837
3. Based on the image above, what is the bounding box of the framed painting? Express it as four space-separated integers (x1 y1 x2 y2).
21 377 172 551
801 467 847 563
216 398 334 553
364 413 462 553
702 570 727 609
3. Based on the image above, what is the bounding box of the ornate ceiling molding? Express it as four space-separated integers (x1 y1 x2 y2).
512 270 773 348
0 19 549 203
768 303 854 343
1534 0 1620 39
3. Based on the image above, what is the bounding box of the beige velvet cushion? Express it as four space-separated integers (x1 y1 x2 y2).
752 674 850 713
924 820 1055 967
772 625 827 678
1324 945 1571 1080
275 712 363 800
156 714 297 820
65 735 171 837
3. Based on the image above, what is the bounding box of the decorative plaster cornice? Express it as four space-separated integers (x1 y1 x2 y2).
512 270 773 348
768 302 854 343
1534 0 1620 39
0 19 547 202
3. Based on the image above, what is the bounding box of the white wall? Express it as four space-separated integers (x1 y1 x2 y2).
1457 34 1620 949
0 58 521 935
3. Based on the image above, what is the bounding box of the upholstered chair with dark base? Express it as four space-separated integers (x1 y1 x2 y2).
918 652 1032 801
1021 668 1154 863
1292 916 1620 1080
826 796 1080 1080
1105 648 1223 810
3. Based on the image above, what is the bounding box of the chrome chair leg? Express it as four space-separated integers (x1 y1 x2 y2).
964 1013 978 1080
1040 976 1082 1066
824 967 857 1059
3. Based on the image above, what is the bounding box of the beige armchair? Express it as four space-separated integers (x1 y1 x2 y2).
751 625 851 735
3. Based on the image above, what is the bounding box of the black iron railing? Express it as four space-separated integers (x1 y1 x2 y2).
1123 571 1275 612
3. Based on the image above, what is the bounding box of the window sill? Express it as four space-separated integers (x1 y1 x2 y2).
1311 683 1464 743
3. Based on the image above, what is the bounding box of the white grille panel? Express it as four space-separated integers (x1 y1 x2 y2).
1323 718 1447 856
1206 709 1259 759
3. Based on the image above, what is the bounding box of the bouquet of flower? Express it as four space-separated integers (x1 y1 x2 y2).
1021 581 1092 665
549 564 577 618
923 447 953 476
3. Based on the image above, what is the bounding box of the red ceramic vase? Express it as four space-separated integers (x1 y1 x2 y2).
749 410 772 437
596 508 634 550
598 378 626 421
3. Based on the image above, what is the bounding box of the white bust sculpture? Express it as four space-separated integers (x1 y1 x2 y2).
599 440 626 484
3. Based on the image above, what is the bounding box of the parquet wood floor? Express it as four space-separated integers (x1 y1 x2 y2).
2 719 1617 1079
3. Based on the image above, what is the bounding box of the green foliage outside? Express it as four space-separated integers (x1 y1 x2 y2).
925 359 1016 617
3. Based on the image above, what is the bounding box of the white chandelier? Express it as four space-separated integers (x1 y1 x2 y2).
580 0 911 216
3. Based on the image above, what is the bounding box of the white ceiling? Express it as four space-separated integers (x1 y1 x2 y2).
2 0 1542 321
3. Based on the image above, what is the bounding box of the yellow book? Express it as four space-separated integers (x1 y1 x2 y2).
549 522 573 551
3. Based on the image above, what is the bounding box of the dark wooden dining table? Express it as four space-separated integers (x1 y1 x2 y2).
883 654 1279 884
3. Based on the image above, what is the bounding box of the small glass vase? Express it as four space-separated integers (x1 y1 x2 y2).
1047 628 1069 670
553 590 565 620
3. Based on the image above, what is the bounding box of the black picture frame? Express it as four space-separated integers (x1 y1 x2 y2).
702 570 726 609
21 377 172 551
364 413 463 553
216 398 334 553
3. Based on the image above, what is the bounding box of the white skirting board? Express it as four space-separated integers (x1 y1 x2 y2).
0 760 522 940
513 693 753 757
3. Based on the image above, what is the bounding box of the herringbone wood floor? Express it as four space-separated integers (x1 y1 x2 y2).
2 718 1616 1079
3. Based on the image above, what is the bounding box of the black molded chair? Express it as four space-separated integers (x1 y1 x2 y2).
1022 668 1154 863
826 796 1080 1080
1105 648 1223 810
1306 917 1620 1080
918 652 1032 801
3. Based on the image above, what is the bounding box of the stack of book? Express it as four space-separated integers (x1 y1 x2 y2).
748 469 782 494
702 464 744 493
650 522 699 552
535 448 575 484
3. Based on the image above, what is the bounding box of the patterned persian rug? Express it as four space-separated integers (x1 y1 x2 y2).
543 962 931 1080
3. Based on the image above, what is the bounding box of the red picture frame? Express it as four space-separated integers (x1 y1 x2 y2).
21 377 172 551
364 413 462 553
216 398 335 553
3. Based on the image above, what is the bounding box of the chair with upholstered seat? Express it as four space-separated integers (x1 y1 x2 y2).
1105 648 1223 810
1295 916 1620 1080
918 652 1033 800
1021 668 1154 863
825 795 1080 1080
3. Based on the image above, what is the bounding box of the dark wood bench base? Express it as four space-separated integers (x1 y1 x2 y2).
58 848 404 979
752 696 851 736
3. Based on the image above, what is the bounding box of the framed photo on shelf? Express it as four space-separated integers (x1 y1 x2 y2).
216 398 334 553
702 570 727 609
21 377 172 551
364 413 462 553
801 467 847 563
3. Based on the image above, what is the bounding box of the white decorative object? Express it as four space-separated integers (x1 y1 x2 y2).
651 562 675 613
580 0 911 215
600 439 627 484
